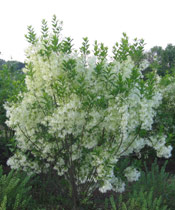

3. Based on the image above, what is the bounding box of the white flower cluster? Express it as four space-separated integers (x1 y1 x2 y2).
99 176 125 193
5 34 172 195
147 135 172 158
124 166 140 182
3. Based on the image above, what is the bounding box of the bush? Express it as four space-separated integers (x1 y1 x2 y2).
104 191 168 210
103 160 172 210
5 15 172 209
128 160 175 210
0 166 32 210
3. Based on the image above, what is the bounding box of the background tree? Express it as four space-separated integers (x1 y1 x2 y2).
145 44 175 76
0 59 25 165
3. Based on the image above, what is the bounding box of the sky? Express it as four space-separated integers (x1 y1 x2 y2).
0 0 175 62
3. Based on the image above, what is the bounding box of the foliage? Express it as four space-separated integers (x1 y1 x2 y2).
151 73 175 159
128 160 175 210
0 60 25 165
104 190 168 210
5 16 172 209
103 160 174 210
145 44 175 76
130 160 169 196
28 160 175 209
112 33 146 66
0 166 32 210
0 62 25 126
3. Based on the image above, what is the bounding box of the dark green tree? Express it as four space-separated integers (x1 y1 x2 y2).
145 44 175 76
0 60 25 165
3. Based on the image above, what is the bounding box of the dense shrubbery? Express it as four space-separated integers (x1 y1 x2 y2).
0 166 32 210
1 15 175 209
103 160 175 210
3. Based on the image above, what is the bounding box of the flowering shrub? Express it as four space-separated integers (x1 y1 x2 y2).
5 16 172 207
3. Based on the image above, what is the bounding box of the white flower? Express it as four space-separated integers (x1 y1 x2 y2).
157 145 172 159
124 167 140 182
99 180 112 193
